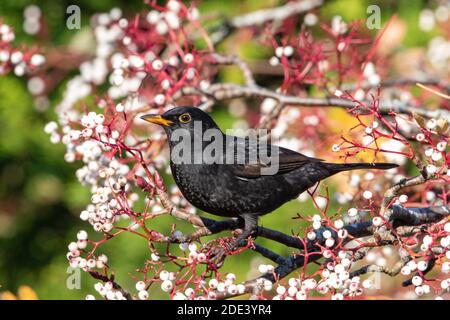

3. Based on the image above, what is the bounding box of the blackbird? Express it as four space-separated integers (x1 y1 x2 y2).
141 106 398 261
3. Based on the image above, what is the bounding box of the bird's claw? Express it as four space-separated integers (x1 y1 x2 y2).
208 246 230 268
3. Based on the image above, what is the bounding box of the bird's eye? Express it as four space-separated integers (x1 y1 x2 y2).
179 113 192 123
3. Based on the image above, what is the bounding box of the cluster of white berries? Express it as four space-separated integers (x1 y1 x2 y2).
420 234 435 251
271 270 364 301
159 270 176 295
443 257 450 274
78 159 131 232
331 16 347 36
427 36 450 75
146 4 181 35
111 33 199 103
411 275 431 297
108 50 197 103
440 277 450 294
42 2 210 294
67 229 108 270
44 121 61 144
364 121 379 136
116 95 149 114
46 111 141 266
309 216 348 246
321 228 339 248
269 45 294 66
0 22 15 43
442 223 450 247
401 260 427 278
311 214 323 230
156 272 246 300
95 8 124 59
134 281 149 300
430 222 450 264
92 281 127 300
206 273 245 299
363 62 381 86
419 5 450 32
108 53 145 99
57 9 123 115
49 3 210 198
258 264 275 274
145 1 198 36
413 116 449 179
411 224 450 277
319 252 368 299
80 8 125 87
271 278 314 300
136 270 182 300
423 141 447 170
0 23 45 76
23 5 41 35
177 243 207 265
400 257 446 297
81 59 108 87
423 4 450 74
56 77 93 116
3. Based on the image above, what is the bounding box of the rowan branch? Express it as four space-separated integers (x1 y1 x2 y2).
87 270 133 300
341 77 450 93
208 0 324 44
213 204 450 299
229 0 323 29
174 82 450 119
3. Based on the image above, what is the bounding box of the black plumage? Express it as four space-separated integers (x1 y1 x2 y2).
141 106 398 261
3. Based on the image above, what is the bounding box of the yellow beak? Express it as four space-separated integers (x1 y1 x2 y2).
140 114 174 127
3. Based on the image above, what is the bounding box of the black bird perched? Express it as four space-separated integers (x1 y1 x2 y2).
141 106 398 261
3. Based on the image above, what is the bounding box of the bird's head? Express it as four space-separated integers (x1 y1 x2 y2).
140 106 220 136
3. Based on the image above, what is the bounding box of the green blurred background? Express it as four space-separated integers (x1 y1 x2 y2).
0 0 442 299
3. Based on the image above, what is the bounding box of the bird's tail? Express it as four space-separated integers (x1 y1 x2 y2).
324 162 398 174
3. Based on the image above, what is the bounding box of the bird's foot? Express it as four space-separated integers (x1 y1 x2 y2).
208 247 227 268
208 241 237 268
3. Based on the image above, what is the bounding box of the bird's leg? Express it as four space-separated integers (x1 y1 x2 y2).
209 214 258 266
231 214 258 248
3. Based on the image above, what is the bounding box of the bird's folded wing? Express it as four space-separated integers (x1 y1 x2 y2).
232 143 323 179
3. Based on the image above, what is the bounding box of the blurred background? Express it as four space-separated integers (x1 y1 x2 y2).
0 0 448 299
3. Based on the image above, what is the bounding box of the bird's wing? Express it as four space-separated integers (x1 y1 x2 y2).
228 136 323 179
